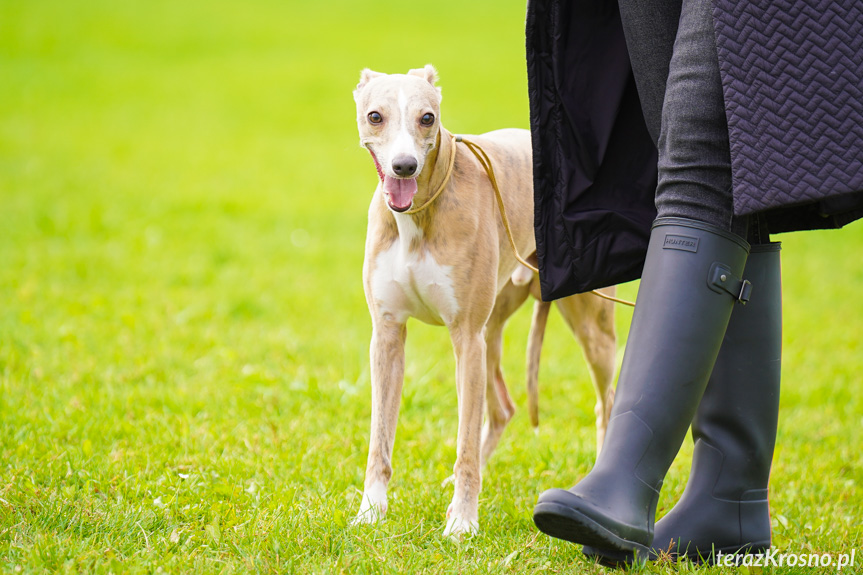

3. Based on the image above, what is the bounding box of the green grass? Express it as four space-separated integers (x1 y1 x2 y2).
1 0 861 572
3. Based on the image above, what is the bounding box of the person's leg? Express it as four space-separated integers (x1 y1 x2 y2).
533 0 745 564
533 217 749 563
629 0 778 559
619 0 734 230
617 0 682 145
651 223 781 562
653 0 734 229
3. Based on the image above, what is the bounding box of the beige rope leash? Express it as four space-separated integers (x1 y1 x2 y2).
406 132 636 308
457 136 537 271
458 136 636 308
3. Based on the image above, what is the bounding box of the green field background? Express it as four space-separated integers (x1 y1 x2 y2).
1 1 861 573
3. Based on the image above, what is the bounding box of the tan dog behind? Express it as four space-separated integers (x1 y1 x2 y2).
352 65 616 537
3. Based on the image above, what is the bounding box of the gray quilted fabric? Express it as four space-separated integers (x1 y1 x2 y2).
712 0 863 216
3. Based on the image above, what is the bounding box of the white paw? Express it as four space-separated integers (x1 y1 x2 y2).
351 503 385 525
351 483 387 525
443 514 479 539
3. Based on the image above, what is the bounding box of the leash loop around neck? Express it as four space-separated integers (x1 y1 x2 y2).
403 132 458 215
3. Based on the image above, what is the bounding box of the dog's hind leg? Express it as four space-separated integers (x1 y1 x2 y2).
480 280 530 467
354 319 407 525
555 289 617 456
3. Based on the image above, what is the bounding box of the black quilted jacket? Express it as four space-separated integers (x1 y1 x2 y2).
526 0 863 300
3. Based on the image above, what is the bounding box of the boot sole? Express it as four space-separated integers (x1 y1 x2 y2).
533 502 649 565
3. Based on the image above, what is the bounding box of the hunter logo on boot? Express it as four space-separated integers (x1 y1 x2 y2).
663 235 699 252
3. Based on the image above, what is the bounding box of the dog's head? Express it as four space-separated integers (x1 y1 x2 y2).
353 65 442 212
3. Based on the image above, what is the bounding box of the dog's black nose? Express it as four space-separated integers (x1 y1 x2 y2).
392 155 418 177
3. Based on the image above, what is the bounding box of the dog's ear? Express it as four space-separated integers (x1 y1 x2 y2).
408 64 439 86
355 68 384 98
408 64 442 100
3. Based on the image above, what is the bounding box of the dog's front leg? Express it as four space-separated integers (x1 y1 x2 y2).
444 328 486 537
354 320 406 525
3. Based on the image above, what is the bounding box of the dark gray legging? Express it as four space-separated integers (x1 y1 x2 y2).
618 0 742 233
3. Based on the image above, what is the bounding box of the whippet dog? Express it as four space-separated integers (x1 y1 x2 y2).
352 65 617 537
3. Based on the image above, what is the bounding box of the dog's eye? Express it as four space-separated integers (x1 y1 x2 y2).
420 113 435 126
368 111 383 124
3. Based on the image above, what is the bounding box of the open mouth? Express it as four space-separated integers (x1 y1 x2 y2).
382 175 418 212
368 149 418 212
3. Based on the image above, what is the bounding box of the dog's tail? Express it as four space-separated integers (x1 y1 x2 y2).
526 299 551 430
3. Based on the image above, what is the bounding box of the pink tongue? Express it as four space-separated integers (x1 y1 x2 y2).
383 176 418 210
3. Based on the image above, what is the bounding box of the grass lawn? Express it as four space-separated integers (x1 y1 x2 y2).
1 0 861 572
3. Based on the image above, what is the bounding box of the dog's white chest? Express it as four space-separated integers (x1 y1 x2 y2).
370 221 459 326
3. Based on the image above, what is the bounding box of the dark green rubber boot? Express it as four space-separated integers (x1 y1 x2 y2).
649 243 782 563
533 217 751 566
